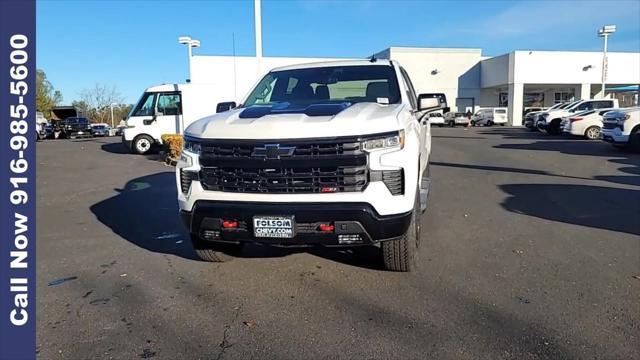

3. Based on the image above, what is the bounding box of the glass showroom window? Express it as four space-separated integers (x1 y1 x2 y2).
554 92 574 104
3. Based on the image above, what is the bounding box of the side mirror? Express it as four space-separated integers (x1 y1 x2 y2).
217 101 237 113
417 94 442 112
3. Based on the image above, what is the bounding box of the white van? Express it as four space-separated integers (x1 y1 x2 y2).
122 83 223 154
471 108 508 126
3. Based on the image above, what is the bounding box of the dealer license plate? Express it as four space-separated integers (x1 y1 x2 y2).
253 216 294 238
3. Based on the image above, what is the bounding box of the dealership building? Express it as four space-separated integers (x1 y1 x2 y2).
189 46 640 126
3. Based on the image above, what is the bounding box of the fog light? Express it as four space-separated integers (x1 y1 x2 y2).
338 234 362 244
318 223 335 232
222 220 238 229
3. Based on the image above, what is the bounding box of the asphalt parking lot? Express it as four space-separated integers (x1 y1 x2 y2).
36 127 639 360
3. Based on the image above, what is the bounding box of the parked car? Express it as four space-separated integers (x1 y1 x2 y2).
471 107 508 126
561 108 615 140
538 99 619 134
601 107 640 150
176 59 444 271
445 112 470 127
91 124 110 137
524 102 566 130
53 117 92 139
44 124 54 139
35 122 44 141
114 125 126 136
427 112 445 127
523 107 544 116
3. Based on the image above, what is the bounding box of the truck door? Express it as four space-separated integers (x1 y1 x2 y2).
155 92 183 135
399 67 429 171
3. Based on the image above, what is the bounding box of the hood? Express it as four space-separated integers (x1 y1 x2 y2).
185 102 405 140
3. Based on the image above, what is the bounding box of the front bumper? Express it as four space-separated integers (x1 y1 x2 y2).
601 129 628 144
121 134 132 150
181 201 412 246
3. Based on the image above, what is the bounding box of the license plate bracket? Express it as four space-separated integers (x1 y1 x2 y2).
253 216 295 239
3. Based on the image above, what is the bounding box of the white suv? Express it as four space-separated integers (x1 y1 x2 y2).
538 99 619 134
176 60 443 271
601 107 640 150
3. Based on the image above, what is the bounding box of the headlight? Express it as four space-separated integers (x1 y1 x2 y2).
362 131 404 152
183 138 202 154
616 114 630 125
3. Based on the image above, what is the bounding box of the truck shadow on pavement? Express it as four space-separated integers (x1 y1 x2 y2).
90 172 386 269
100 142 130 154
500 184 640 236
90 172 199 260
100 142 165 162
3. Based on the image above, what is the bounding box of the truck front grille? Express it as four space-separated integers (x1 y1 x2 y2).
198 137 368 193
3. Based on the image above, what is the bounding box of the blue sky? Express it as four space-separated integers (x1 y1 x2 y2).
37 0 640 104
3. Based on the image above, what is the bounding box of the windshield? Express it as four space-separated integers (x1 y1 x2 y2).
560 101 580 109
243 65 401 107
575 110 595 116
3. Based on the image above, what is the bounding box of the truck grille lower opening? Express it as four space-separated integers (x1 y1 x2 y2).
382 170 404 195
180 169 198 195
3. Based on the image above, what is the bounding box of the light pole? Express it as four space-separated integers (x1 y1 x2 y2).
109 103 118 128
178 36 201 82
598 25 616 99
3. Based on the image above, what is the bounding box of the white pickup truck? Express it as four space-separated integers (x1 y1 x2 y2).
176 59 443 271
537 99 619 134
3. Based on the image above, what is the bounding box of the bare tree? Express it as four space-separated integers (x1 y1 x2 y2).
79 84 124 123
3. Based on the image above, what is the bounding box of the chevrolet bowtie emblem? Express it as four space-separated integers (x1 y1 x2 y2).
252 144 296 159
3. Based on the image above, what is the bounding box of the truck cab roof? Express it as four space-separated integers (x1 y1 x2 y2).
271 59 394 72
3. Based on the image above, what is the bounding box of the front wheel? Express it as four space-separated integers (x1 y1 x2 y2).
584 126 601 140
382 191 420 272
547 120 562 135
470 121 476 126
630 128 640 152
132 134 154 155
192 234 244 262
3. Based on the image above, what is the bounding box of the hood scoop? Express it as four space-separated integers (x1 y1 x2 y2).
239 102 352 119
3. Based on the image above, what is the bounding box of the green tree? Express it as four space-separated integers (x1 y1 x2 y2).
36 69 62 118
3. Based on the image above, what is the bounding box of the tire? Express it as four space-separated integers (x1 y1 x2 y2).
500 123 505 126
132 134 154 155
382 190 420 272
487 120 493 126
192 234 243 262
547 119 562 135
584 126 601 140
470 121 476 126
630 128 640 152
